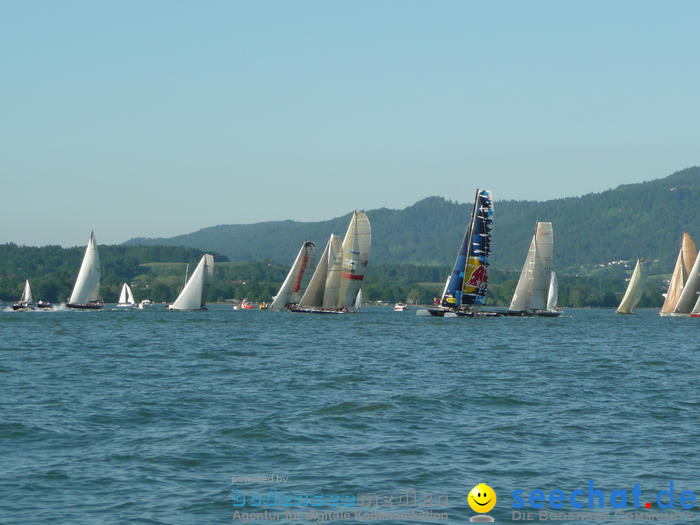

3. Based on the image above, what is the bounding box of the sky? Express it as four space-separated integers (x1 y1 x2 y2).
2 1 699 246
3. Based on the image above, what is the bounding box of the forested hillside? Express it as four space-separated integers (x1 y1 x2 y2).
126 167 700 272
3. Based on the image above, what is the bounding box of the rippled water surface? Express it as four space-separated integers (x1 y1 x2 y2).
1 306 698 524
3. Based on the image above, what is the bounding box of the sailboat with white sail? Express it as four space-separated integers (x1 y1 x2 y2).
291 211 371 314
546 271 559 314
418 189 496 317
116 283 136 308
67 231 104 309
168 254 214 311
660 233 697 316
353 289 363 311
507 222 560 317
270 241 315 310
12 280 35 310
616 259 644 315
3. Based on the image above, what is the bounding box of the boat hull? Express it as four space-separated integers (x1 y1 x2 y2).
12 303 35 310
66 302 104 310
506 310 562 317
418 307 502 317
290 307 347 314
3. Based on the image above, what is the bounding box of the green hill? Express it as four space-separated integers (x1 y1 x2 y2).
125 167 700 273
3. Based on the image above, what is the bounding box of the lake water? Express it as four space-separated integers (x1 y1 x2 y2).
1 306 698 524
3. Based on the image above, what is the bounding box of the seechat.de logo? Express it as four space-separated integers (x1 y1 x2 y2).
469 483 497 522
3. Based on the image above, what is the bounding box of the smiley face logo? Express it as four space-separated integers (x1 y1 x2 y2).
468 483 496 514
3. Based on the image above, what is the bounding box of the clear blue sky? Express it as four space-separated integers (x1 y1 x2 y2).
2 1 699 246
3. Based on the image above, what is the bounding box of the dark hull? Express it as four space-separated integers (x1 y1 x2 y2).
505 310 562 317
37 302 52 309
290 307 347 315
423 308 502 318
12 303 35 311
66 302 104 310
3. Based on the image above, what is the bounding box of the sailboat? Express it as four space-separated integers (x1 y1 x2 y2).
67 231 104 309
12 280 36 310
616 259 644 314
269 241 315 310
116 283 136 308
507 222 560 317
660 233 697 316
418 189 496 317
291 211 371 314
168 254 214 311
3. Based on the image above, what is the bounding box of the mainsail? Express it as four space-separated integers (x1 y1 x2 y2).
169 254 214 310
673 250 700 315
270 241 315 310
20 280 33 304
69 231 101 305
118 283 136 305
660 233 697 315
337 211 372 308
322 235 343 308
509 222 554 312
616 259 644 314
441 189 494 309
298 235 335 308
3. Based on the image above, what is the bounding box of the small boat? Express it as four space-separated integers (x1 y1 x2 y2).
37 300 53 309
394 303 409 312
507 222 561 317
660 233 696 316
616 259 644 315
116 283 136 308
168 254 214 311
12 280 36 310
269 241 315 310
67 231 104 310
137 299 152 309
418 189 496 317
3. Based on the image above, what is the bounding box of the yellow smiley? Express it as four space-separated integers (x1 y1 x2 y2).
468 483 496 514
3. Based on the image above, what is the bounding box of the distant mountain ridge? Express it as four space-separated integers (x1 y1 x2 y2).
125 167 700 271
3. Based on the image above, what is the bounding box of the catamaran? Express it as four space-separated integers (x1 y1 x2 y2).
616 259 644 314
12 280 36 310
660 233 697 316
269 241 315 310
168 254 214 311
116 283 136 308
291 211 371 314
67 231 104 309
417 189 496 317
507 222 561 317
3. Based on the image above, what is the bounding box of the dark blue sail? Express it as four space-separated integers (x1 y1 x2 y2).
440 189 494 309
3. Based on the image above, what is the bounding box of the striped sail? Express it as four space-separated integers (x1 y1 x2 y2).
270 241 315 310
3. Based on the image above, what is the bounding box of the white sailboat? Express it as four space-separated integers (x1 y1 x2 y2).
116 283 136 308
168 254 214 311
67 231 103 309
508 222 560 317
292 211 371 314
616 259 644 315
270 241 315 310
660 233 697 316
12 280 35 310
